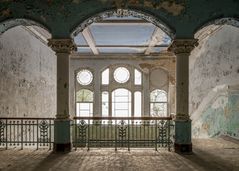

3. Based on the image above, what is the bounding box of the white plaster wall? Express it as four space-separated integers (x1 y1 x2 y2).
189 25 239 115
0 26 56 118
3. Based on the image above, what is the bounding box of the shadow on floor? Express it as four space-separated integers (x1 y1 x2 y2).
180 147 235 171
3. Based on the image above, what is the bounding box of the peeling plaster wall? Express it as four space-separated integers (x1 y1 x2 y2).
0 26 56 118
189 25 239 138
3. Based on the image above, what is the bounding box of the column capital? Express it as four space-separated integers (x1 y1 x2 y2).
168 39 198 54
48 39 76 53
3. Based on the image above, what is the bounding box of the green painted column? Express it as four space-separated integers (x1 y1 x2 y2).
169 39 198 154
48 39 76 152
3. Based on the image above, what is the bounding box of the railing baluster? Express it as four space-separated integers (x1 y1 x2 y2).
155 120 157 151
87 119 90 151
167 120 170 151
21 119 23 150
49 119 52 150
37 119 39 150
6 119 8 150
128 119 130 151
74 119 77 151
13 120 16 146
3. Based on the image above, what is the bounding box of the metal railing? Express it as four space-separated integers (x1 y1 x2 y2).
72 117 174 151
0 118 54 149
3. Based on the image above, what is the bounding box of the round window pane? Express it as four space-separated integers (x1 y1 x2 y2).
114 67 130 83
77 70 93 85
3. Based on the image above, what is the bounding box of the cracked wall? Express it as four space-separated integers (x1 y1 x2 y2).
0 26 56 118
189 25 239 139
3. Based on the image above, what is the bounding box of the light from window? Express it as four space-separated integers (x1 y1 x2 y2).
76 89 93 102
77 69 93 85
76 89 93 118
102 68 109 85
114 67 130 83
150 89 167 117
112 88 131 117
134 69 142 85
134 91 141 117
102 91 109 117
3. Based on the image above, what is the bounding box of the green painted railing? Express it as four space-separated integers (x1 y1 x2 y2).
0 118 54 149
72 117 174 151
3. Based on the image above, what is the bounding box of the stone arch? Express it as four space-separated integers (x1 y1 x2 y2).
70 9 175 39
0 18 51 36
194 17 239 39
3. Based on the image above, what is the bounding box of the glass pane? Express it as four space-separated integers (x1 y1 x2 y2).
134 69 142 85
150 89 167 102
150 103 167 117
102 91 109 117
114 67 130 83
76 89 93 102
76 69 93 85
134 92 141 117
112 88 131 117
76 103 93 117
102 68 109 85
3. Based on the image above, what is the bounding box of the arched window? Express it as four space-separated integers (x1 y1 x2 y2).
100 65 142 118
112 88 131 117
150 89 167 117
76 89 93 117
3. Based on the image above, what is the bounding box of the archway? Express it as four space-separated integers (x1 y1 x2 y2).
190 17 239 139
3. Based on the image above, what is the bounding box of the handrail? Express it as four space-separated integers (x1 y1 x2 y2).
73 116 172 120
0 117 172 120
0 117 55 120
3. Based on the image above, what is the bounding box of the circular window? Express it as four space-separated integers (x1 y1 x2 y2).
77 69 93 85
114 67 130 83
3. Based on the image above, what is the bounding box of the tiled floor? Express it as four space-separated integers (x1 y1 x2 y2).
0 138 238 171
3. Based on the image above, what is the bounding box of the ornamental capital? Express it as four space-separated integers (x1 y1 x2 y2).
168 39 198 54
48 39 76 53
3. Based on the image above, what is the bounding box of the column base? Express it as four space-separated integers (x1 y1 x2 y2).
54 119 71 152
53 143 71 152
174 143 192 154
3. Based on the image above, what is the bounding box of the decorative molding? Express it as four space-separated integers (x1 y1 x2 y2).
195 17 239 36
168 39 198 54
0 18 50 35
71 9 175 39
48 39 76 53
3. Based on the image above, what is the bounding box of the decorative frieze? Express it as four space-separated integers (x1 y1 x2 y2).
48 39 76 53
168 39 198 54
